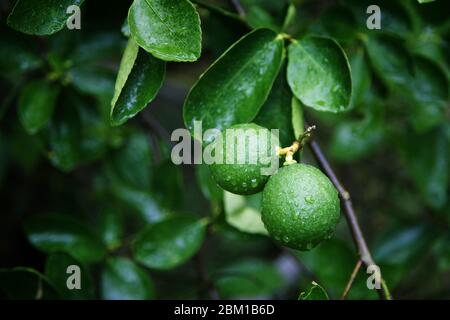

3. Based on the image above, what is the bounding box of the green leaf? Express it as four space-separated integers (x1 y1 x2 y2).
18 80 59 134
7 0 84 35
111 185 169 223
101 257 155 300
24 214 107 263
213 259 285 298
299 281 329 300
329 119 385 163
291 97 304 140
247 6 280 32
45 92 108 171
70 66 115 100
106 129 153 190
349 48 371 108
184 28 284 141
287 36 352 113
407 56 449 132
111 39 165 126
45 252 94 299
224 191 268 235
296 239 377 299
364 34 412 88
403 127 449 209
418 0 435 3
133 215 208 270
282 4 296 31
0 267 59 299
98 208 123 250
195 163 223 202
0 28 41 77
254 65 295 147
374 224 436 265
128 0 201 62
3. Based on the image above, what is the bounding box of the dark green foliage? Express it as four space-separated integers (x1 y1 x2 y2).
0 0 449 301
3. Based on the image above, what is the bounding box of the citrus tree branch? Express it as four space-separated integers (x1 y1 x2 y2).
308 138 392 300
341 259 362 299
229 0 246 18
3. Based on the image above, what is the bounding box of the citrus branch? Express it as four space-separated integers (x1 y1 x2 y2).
307 136 392 300
341 259 362 299
229 0 246 18
277 125 316 165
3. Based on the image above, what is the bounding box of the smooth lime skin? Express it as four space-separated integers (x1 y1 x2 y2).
261 163 340 251
209 123 278 195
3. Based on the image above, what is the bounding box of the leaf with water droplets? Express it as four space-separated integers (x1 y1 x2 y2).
7 0 84 35
287 36 352 113
132 215 207 269
183 28 284 141
110 39 165 126
128 0 201 62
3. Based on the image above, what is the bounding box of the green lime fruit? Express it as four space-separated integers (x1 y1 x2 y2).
209 123 279 195
261 163 340 250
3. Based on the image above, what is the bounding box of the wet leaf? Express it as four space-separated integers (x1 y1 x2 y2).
287 36 352 113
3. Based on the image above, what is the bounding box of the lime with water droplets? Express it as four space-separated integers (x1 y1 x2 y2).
209 123 279 195
261 163 340 250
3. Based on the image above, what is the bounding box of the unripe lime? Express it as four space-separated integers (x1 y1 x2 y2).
209 123 278 195
261 163 340 250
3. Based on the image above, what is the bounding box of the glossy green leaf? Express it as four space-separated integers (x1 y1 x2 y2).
0 268 58 299
329 119 385 162
112 185 169 223
18 80 59 134
213 259 285 298
24 214 106 263
299 281 329 300
70 66 115 100
247 6 280 32
101 257 155 300
45 252 94 299
195 163 223 202
106 129 153 190
128 0 201 62
133 215 208 270
7 0 84 35
111 39 165 126
254 65 295 147
291 97 304 140
364 34 412 88
224 191 268 235
287 36 352 113
374 224 436 265
184 28 283 141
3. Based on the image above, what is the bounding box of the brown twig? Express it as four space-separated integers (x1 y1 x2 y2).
229 0 246 18
341 259 362 299
308 137 392 300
